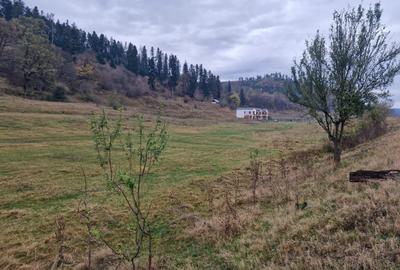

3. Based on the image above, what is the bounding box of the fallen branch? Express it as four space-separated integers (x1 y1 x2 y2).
349 170 400 182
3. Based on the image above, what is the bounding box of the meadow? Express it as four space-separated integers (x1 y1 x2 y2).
0 96 322 269
2 96 400 270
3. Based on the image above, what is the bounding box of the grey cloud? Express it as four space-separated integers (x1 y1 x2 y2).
25 0 400 106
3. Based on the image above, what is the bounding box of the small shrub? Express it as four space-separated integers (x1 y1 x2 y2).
222 192 241 237
325 105 390 151
228 93 240 109
80 91 95 102
107 91 122 110
125 88 142 98
51 84 68 101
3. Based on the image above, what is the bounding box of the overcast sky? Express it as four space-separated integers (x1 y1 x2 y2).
24 0 400 107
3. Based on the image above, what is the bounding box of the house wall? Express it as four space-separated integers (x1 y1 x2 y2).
236 108 269 120
236 109 246 118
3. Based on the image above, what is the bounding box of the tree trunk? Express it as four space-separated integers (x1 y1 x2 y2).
23 83 27 98
23 72 30 99
333 139 342 165
148 234 152 270
349 170 400 182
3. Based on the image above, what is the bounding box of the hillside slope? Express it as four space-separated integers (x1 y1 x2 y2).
0 1 223 105
0 93 234 123
174 118 400 269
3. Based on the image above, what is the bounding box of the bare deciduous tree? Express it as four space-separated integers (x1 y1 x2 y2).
51 216 67 270
288 3 400 164
249 149 262 204
77 169 95 270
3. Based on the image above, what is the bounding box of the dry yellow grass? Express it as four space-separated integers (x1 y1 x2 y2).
172 118 400 269
1 94 399 269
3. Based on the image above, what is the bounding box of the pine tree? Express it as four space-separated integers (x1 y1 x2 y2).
108 39 124 68
126 43 139 74
198 64 203 82
12 0 25 19
116 41 124 64
31 6 39 18
87 31 99 52
215 76 222 99
66 23 84 54
181 61 190 96
96 33 108 64
199 67 209 98
23 6 31 16
195 64 199 81
162 53 168 83
208 72 216 98
188 64 197 98
239 88 246 106
0 0 14 20
148 47 156 90
168 55 180 91
227 80 232 94
156 48 163 80
109 39 118 68
182 61 189 75
140 46 148 76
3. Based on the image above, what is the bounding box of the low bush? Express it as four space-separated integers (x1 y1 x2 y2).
49 84 68 102
342 105 390 149
324 105 390 153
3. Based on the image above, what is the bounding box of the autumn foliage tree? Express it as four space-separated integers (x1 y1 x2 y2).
15 17 60 97
0 17 15 59
288 3 400 164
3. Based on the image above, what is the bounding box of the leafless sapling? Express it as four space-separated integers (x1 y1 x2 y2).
249 149 262 204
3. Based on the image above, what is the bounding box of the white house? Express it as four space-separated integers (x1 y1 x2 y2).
236 108 269 120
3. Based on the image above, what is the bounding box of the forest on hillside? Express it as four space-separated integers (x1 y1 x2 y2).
0 0 224 103
223 73 299 111
0 0 298 111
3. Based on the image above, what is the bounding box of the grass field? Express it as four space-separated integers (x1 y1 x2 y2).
0 96 324 269
2 95 400 270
